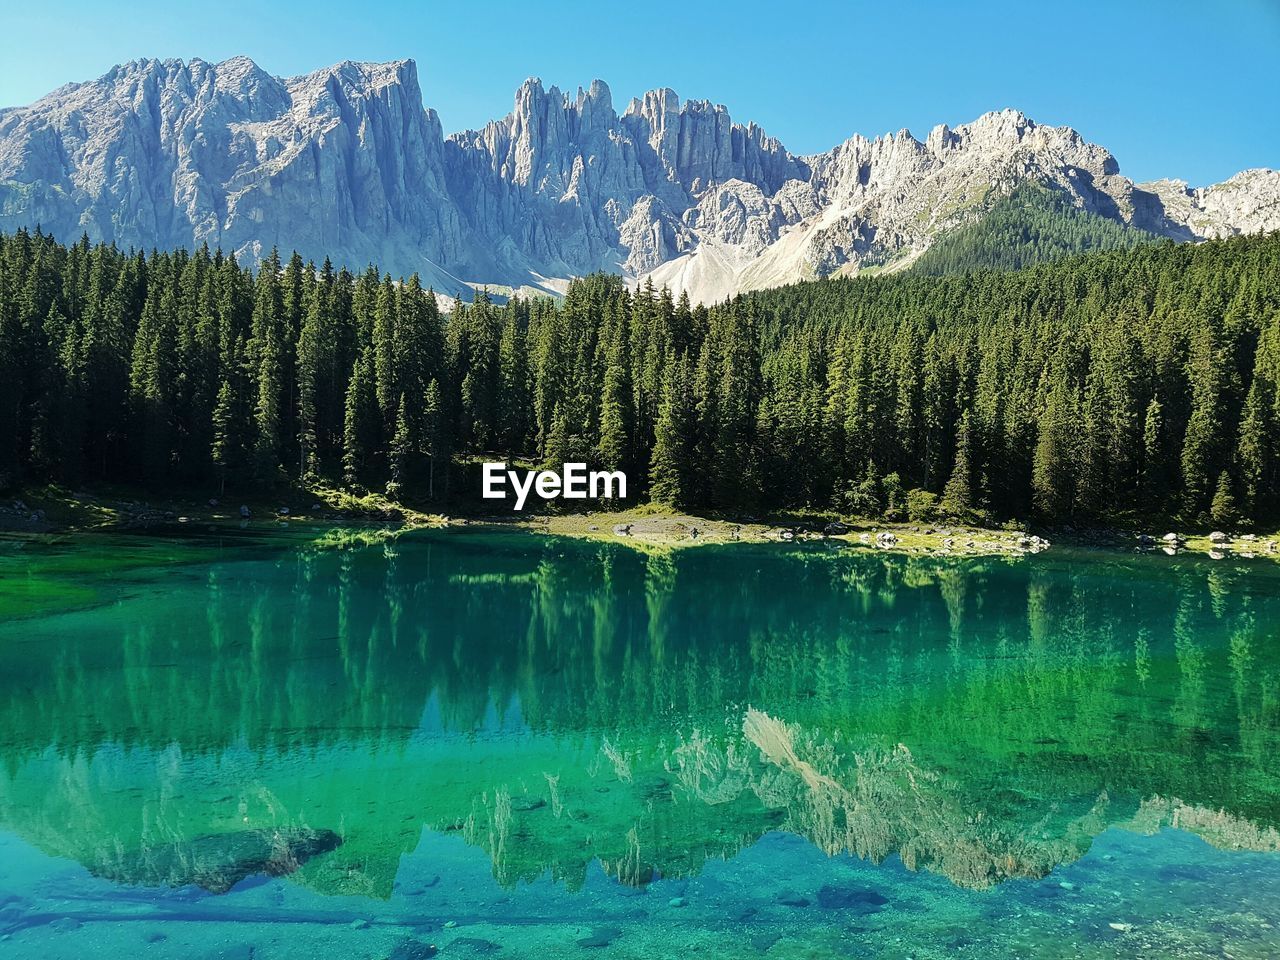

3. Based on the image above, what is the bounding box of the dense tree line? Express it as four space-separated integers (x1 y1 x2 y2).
0 227 1278 526
912 184 1154 277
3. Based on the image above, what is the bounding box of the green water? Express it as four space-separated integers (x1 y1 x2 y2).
0 529 1278 958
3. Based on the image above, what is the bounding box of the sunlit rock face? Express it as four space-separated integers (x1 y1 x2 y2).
0 58 465 288
1 57 1276 301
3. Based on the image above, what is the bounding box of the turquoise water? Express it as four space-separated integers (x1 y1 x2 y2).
0 529 1278 957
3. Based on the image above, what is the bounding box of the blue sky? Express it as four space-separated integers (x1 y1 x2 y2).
2 0 1277 185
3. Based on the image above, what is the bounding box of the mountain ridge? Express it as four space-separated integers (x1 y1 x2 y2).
1 56 1276 301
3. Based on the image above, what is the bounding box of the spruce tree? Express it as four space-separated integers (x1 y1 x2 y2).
1210 471 1240 528
1033 381 1080 520
597 339 631 475
940 411 975 518
423 379 450 500
342 351 379 487
649 354 693 507
386 394 415 501
1141 396 1168 507
1236 351 1276 520
373 273 398 426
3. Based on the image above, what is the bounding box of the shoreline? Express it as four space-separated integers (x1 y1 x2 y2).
2 485 1276 563
502 508 1051 558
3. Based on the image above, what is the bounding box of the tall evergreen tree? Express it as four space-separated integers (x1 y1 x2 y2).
649 354 694 507
940 410 975 518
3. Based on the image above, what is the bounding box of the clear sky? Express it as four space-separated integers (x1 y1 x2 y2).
2 0 1276 186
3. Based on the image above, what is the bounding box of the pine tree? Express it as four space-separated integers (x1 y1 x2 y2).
373 273 398 426
1141 396 1168 507
0 257 22 482
840 461 883 518
597 337 631 474
1236 343 1277 520
386 394 415 501
211 377 240 494
497 305 531 453
542 404 576 472
649 354 694 507
1210 471 1240 527
128 264 179 481
296 276 329 482
1033 380 1080 520
395 274 440 440
423 378 450 500
342 351 379 487
1180 318 1232 518
248 250 286 482
940 411 975 518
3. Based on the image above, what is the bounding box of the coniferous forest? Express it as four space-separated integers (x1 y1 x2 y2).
0 227 1278 526
911 184 1155 277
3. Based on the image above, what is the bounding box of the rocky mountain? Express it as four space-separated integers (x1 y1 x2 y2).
1 56 1276 302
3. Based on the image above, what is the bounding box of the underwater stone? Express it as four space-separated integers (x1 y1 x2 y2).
576 926 622 947
815 885 890 911
388 940 440 959
776 891 811 907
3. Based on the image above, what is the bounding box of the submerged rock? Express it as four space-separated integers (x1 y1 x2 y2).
389 939 440 959
815 884 889 911
91 827 342 894
576 925 622 948
776 891 811 907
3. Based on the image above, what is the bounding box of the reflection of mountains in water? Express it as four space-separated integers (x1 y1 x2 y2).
90 827 343 894
0 532 1277 896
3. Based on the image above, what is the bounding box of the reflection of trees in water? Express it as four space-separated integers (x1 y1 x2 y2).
0 535 1279 892
2 539 1278 772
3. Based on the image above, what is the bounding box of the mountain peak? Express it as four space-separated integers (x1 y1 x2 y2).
0 57 1275 305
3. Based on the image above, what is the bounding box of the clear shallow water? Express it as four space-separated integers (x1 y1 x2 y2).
0 528 1278 958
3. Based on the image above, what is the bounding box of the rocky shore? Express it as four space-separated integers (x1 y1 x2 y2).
4 487 1278 564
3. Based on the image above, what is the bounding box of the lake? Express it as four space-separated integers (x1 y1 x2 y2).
0 528 1278 958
